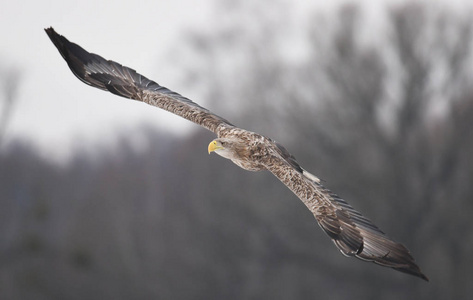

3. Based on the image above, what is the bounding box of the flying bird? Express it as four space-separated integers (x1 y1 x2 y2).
45 27 428 281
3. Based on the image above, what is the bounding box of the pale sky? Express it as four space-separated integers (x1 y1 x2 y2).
0 0 470 160
1 0 217 160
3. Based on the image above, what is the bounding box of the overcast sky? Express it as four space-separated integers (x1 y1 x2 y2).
1 0 218 159
0 0 470 160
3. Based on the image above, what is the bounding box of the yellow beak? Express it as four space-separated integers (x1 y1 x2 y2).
208 140 224 154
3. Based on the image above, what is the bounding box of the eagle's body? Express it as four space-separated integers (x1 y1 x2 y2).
45 27 428 281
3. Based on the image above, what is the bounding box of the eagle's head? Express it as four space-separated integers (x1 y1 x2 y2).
208 138 266 172
208 138 238 160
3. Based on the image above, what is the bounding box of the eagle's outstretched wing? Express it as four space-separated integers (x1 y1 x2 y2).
45 27 233 134
265 154 428 281
46 27 428 281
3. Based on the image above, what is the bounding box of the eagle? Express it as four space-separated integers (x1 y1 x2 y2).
45 27 428 281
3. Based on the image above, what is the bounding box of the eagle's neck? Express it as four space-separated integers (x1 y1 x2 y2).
214 138 266 172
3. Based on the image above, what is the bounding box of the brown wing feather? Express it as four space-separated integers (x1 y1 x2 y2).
264 153 428 281
45 27 233 134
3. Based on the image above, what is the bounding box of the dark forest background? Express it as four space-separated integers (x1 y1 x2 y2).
1 2 472 299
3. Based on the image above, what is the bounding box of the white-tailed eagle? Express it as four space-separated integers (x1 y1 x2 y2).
45 27 428 281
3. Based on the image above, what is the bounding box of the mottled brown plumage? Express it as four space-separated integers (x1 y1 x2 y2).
45 27 428 281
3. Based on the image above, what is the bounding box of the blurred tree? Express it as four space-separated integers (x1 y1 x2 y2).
173 1 473 298
0 65 21 147
1 1 473 300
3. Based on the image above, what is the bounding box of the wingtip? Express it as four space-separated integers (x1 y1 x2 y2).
408 270 429 282
44 27 61 46
410 268 429 282
393 262 429 282
44 26 55 36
